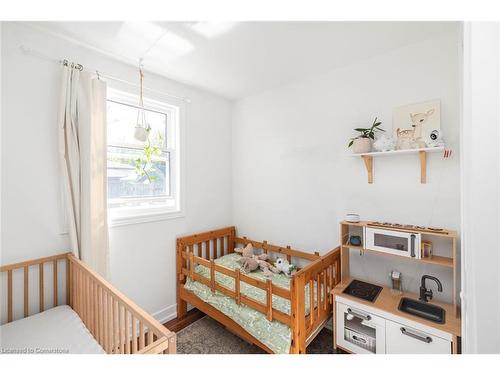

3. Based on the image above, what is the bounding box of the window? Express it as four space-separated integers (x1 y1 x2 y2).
106 89 182 224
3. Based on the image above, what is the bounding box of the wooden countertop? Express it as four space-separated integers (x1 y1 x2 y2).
331 278 461 337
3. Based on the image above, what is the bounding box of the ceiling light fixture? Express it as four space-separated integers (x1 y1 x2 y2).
188 22 236 39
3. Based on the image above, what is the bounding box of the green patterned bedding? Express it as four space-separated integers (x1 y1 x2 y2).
183 253 318 354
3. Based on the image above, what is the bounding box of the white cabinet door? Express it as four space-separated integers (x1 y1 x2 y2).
336 302 386 354
386 320 451 354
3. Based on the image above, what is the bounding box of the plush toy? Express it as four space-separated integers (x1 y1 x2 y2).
235 244 279 277
274 258 297 277
373 135 396 152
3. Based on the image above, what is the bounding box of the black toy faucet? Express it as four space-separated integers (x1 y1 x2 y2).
419 275 443 302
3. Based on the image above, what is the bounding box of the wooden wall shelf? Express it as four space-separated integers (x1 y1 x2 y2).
351 147 444 184
342 244 454 268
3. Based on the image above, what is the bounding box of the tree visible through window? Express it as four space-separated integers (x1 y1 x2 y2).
106 90 179 214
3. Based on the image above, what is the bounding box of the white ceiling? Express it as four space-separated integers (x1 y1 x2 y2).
29 21 458 100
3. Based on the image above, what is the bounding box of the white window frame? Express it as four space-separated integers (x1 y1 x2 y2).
106 87 185 227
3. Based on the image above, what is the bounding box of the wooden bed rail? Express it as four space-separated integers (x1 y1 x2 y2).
176 226 236 318
291 247 341 353
1 253 175 354
234 237 320 261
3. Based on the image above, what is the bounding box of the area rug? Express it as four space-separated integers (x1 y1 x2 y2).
176 316 334 354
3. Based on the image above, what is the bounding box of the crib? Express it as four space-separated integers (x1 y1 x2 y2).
1 253 176 354
176 226 341 354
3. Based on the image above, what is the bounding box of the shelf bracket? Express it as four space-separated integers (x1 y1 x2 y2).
419 151 427 184
361 155 373 184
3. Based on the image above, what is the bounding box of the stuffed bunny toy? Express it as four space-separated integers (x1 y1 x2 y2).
274 258 297 277
235 244 279 277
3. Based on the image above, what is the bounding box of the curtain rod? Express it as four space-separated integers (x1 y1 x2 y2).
19 45 191 103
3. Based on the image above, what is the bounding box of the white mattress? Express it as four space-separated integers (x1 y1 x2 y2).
0 305 105 354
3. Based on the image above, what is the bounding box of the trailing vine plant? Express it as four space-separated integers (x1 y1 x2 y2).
133 63 164 184
135 130 163 183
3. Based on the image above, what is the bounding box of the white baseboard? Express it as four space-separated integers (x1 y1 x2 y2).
152 304 177 324
152 303 197 324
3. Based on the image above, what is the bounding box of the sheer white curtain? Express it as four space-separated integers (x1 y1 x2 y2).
58 64 109 277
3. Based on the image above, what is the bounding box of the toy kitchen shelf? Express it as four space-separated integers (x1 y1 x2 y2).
340 220 459 316
351 146 444 184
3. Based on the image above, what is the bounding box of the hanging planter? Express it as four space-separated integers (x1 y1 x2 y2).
134 66 151 142
133 64 162 183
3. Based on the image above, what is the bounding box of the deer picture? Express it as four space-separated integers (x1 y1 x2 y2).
396 108 435 149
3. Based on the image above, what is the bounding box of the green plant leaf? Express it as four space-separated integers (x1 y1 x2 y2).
348 140 353 147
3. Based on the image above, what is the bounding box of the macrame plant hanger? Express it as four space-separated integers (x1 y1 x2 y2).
134 60 150 142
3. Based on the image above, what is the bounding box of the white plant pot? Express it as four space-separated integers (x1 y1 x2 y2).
352 138 372 153
134 126 149 142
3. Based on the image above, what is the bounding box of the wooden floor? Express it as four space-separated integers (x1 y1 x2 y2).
164 308 205 333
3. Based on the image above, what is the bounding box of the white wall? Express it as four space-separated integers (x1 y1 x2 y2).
461 22 500 354
232 30 461 302
0 23 232 322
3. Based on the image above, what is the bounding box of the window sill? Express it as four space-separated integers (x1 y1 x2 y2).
108 209 185 228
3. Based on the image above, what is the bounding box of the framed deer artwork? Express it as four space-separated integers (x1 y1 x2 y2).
393 99 441 150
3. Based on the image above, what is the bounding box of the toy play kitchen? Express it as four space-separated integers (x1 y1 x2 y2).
332 220 461 354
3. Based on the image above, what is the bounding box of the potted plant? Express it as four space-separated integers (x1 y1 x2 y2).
348 117 385 153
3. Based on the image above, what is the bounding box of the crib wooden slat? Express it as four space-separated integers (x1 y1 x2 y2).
235 269 241 305
139 321 145 350
97 285 101 342
107 293 113 353
323 270 328 310
309 279 314 325
103 291 108 352
114 299 119 353
119 304 124 354
66 258 70 306
39 263 44 312
262 240 268 254
205 240 210 260
82 271 87 325
95 284 99 343
266 279 273 321
210 260 215 292
86 275 90 330
148 327 153 346
125 311 131 354
87 277 92 332
189 252 194 279
91 279 96 336
98 286 103 345
74 267 79 315
317 273 321 318
132 316 138 353
7 270 13 322
24 266 29 317
78 267 83 318
53 260 58 306
286 246 292 262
